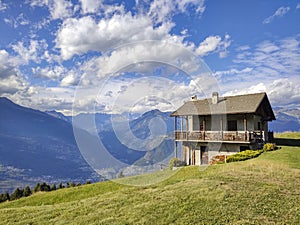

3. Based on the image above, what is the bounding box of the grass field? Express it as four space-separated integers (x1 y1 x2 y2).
274 131 300 139
0 145 299 224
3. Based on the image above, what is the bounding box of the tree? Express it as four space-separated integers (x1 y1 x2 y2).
23 186 32 197
33 183 41 192
10 188 23 201
40 182 50 192
58 182 64 189
85 180 91 185
118 171 124 178
70 181 75 187
51 183 57 191
0 192 10 203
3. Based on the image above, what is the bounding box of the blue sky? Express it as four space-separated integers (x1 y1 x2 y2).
0 0 299 115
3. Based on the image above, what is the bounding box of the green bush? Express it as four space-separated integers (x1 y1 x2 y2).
169 158 186 170
263 143 277 152
226 150 262 163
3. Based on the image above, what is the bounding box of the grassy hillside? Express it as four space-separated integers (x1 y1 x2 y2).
274 132 300 146
274 131 300 139
1 145 300 224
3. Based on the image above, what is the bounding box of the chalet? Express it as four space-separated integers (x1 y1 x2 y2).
171 92 275 165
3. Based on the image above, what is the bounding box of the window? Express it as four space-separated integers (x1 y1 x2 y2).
257 122 261 130
228 120 237 131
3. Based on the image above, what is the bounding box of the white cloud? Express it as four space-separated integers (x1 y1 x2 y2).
0 1 8 11
11 39 48 63
0 50 28 95
223 79 300 108
56 14 175 60
79 0 103 14
69 40 220 114
220 36 300 108
297 3 300 10
26 0 73 20
268 79 300 106
196 34 231 57
148 0 205 23
32 65 66 80
235 37 300 76
60 72 78 86
49 0 73 20
263 6 290 24
27 0 48 8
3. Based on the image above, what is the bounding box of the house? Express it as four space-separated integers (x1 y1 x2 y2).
170 92 275 165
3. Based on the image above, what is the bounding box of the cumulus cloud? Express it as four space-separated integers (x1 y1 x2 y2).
196 34 231 57
60 72 79 86
219 36 300 108
49 0 73 20
32 65 66 80
69 40 220 114
27 0 48 8
79 0 103 14
56 14 175 60
223 79 300 108
148 0 205 23
11 39 48 63
263 6 290 24
0 50 28 95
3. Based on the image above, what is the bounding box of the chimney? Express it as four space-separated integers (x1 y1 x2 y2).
191 95 197 101
212 92 219 104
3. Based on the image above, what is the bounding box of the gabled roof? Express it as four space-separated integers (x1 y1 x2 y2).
171 92 276 121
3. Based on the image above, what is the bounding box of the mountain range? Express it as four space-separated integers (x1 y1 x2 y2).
0 97 299 193
0 98 99 193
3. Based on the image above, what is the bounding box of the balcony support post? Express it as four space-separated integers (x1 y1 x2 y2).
174 116 177 158
203 117 206 140
244 114 247 141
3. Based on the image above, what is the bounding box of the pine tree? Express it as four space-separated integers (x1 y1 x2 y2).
33 183 41 192
10 188 23 201
23 186 32 197
51 183 57 191
40 182 50 192
58 182 64 189
70 181 75 187
0 192 10 203
4 192 10 201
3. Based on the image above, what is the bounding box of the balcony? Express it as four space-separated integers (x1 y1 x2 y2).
175 130 264 143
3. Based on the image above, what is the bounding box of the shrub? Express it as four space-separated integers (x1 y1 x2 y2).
169 158 186 170
226 150 262 163
263 143 277 152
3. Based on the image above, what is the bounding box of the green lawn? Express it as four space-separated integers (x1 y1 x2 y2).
274 132 300 139
1 146 299 224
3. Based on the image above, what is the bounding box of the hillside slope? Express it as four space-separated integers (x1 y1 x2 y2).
0 97 99 193
0 145 299 224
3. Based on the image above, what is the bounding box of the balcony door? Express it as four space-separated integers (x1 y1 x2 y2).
200 146 208 164
228 120 237 131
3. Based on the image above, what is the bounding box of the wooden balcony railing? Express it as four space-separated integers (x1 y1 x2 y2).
175 131 264 142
